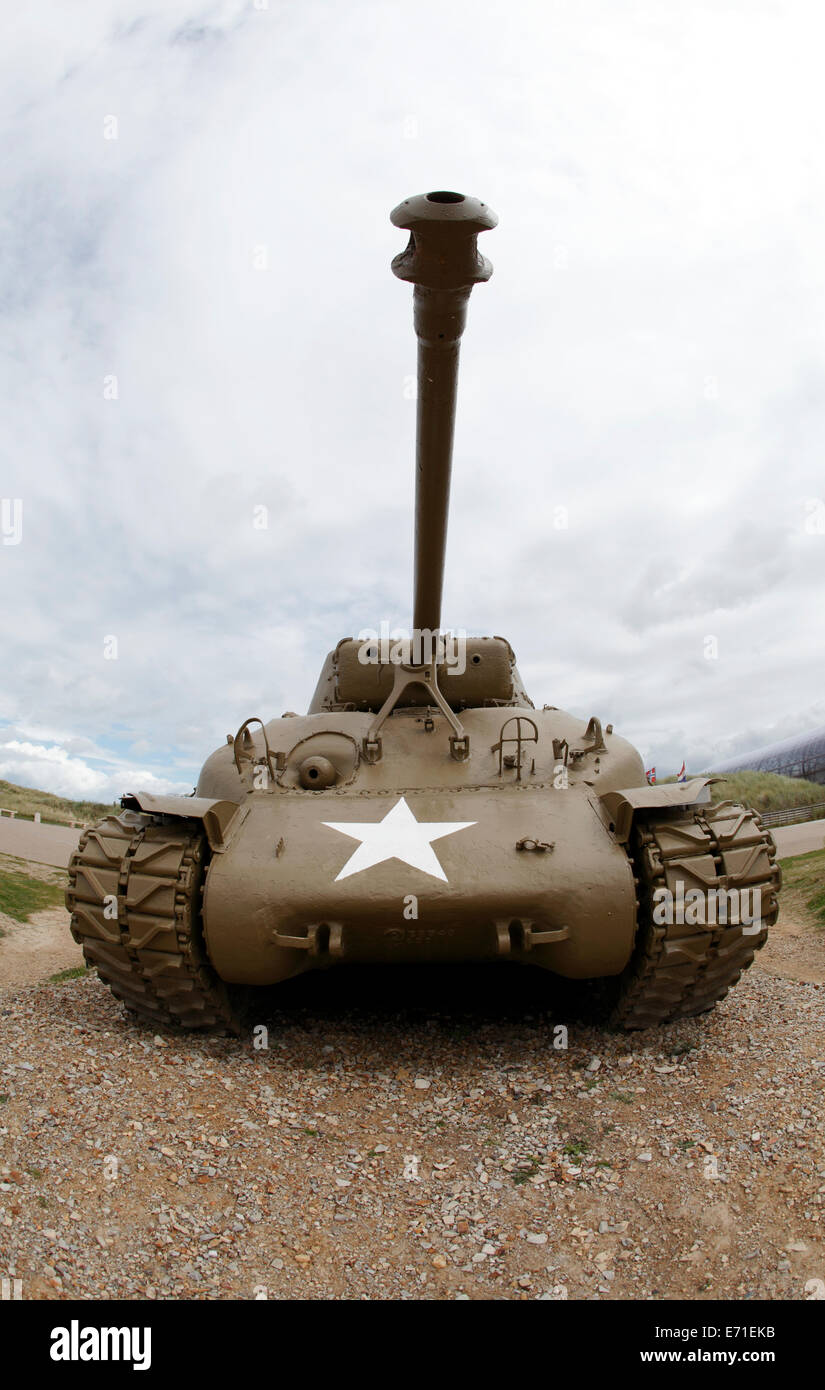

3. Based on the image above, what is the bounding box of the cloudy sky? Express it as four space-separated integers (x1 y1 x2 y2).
1 0 823 801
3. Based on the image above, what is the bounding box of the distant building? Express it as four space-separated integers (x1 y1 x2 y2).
710 725 825 785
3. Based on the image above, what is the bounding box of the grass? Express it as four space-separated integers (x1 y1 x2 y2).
0 778 116 827
50 966 90 983
663 770 825 816
0 866 65 923
512 1155 541 1185
778 848 825 930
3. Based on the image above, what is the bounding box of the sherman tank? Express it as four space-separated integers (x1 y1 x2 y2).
66 190 781 1031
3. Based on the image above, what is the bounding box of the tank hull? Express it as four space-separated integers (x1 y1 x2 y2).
201 781 638 984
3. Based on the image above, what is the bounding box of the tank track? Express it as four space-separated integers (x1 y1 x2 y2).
66 812 238 1032
610 801 781 1029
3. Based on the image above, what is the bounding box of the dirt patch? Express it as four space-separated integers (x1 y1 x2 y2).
0 906 83 990
757 907 825 985
757 856 825 985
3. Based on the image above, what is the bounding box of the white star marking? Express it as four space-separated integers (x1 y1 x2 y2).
323 795 476 883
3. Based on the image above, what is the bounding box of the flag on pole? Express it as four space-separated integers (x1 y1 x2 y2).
677 761 687 783
645 767 656 785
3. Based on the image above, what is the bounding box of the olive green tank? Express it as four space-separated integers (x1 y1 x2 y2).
66 190 780 1031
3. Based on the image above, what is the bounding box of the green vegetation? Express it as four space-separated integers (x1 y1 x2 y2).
512 1155 541 1185
562 1139 589 1159
778 848 825 930
0 778 116 827
0 866 65 922
663 769 825 817
49 966 90 983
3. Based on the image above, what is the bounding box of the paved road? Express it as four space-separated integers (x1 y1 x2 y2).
772 820 825 858
0 818 81 868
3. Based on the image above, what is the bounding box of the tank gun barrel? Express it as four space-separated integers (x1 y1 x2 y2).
391 191 497 635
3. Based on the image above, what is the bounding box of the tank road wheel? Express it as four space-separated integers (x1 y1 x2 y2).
66 812 239 1032
606 802 781 1030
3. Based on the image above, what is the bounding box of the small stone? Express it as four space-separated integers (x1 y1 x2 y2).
432 1254 447 1269
414 1079 430 1091
636 1152 653 1163
525 1233 547 1245
587 1058 601 1073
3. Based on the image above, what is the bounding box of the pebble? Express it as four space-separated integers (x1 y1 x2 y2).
0 958 821 1301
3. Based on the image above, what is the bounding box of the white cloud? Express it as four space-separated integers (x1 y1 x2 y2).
1 0 824 797
0 738 191 801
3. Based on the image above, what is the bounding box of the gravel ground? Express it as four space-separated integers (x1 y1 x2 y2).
1 947 824 1302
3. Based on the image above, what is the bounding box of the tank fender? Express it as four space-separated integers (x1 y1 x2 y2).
600 777 714 843
121 792 243 852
